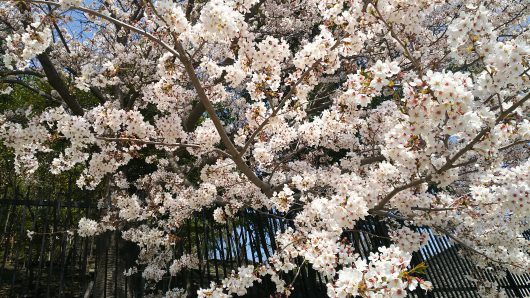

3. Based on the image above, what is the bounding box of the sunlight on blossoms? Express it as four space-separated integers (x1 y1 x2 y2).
0 0 528 296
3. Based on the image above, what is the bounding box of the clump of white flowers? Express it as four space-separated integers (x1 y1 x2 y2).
271 186 295 213
78 218 100 237
3 25 52 70
213 207 227 223
154 0 189 34
328 245 433 298
390 227 429 253
169 254 200 276
199 0 245 42
58 0 83 8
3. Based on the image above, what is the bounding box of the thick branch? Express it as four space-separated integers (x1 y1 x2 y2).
360 155 385 166
372 176 431 210
499 140 529 151
37 52 84 115
173 41 273 196
185 0 194 20
183 102 205 132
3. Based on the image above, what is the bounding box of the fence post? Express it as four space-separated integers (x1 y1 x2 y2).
506 271 524 298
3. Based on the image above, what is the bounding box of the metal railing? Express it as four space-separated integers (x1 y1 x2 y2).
1 195 529 297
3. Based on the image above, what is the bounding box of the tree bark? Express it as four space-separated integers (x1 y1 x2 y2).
37 52 84 116
93 230 141 298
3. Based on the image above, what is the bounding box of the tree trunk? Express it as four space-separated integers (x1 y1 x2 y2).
93 230 141 298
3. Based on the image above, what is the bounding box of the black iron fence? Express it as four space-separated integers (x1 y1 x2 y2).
1 195 529 297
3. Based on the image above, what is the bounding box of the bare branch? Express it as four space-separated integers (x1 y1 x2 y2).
499 140 529 151
37 52 84 116
1 78 60 103
95 136 232 159
0 70 44 77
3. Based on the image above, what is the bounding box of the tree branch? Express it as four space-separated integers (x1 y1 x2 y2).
95 136 232 158
499 140 529 151
372 91 530 210
433 226 525 270
0 70 44 77
17 0 181 57
438 91 530 173
37 52 84 116
238 40 342 157
1 78 60 103
173 41 273 196
185 0 194 20
372 176 431 210
372 210 526 270
183 102 205 132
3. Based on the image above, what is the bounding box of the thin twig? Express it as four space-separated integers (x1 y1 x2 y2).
95 136 232 158
12 0 181 57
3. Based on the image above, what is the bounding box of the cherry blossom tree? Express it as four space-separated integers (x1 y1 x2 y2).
0 0 529 297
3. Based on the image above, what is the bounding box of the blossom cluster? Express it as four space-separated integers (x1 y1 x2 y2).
0 0 529 296
389 227 429 253
77 218 100 237
3 24 51 70
327 245 433 298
